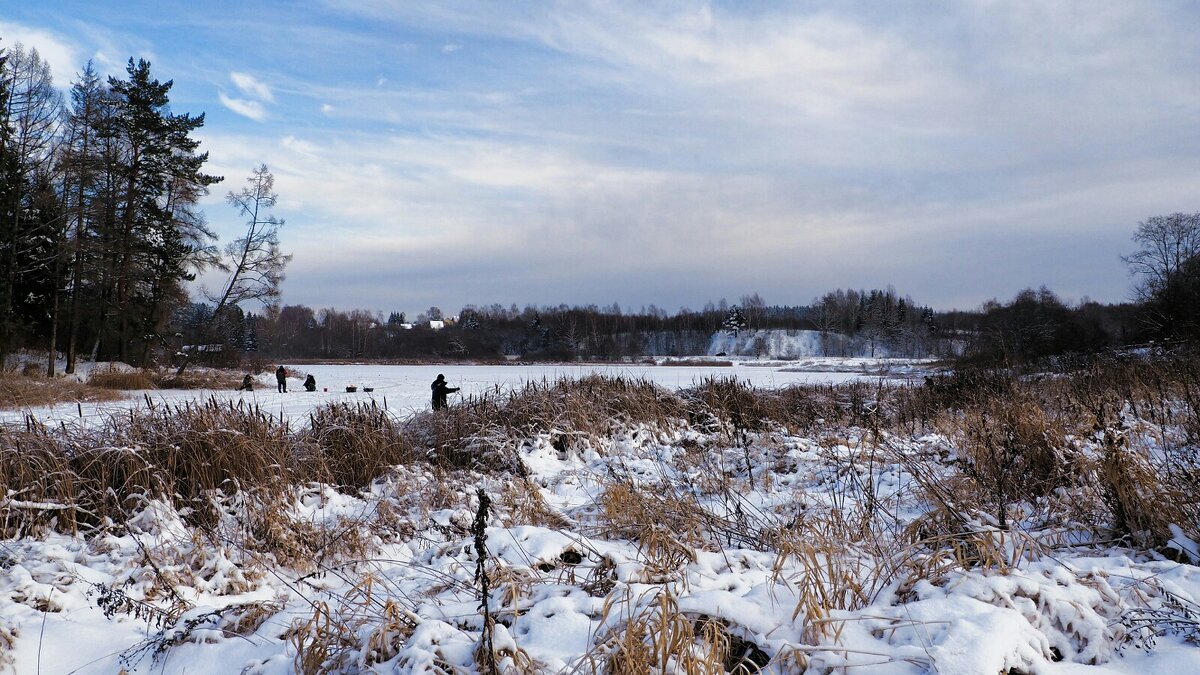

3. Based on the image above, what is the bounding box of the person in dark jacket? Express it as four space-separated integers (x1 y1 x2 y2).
431 374 459 410
237 374 253 391
304 374 317 392
275 365 287 393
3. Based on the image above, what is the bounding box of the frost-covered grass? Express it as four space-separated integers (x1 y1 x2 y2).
2 361 1200 673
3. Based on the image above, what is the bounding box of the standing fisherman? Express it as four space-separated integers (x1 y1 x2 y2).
276 365 288 393
431 374 459 410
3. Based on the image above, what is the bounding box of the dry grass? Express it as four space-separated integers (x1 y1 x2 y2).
957 389 1071 528
500 478 573 529
4 355 1200 569
0 370 123 409
1098 427 1199 553
88 365 244 391
410 375 687 473
588 588 728 674
152 368 244 390
303 401 418 488
87 364 157 390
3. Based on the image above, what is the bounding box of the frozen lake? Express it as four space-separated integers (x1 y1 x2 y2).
3 360 926 426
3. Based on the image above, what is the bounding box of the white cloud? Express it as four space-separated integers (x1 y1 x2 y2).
0 21 81 86
218 92 268 121
230 71 274 101
441 43 461 54
180 3 1200 309
320 103 334 115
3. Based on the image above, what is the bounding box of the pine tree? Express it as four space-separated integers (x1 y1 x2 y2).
460 309 481 330
242 313 259 352
723 305 748 336
106 58 220 364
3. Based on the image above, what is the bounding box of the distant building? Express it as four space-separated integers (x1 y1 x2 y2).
399 323 415 330
429 320 445 330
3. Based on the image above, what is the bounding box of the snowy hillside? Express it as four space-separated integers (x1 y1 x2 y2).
708 329 913 359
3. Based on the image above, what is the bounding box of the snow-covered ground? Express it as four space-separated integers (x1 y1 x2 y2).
2 361 927 426
2 362 1197 673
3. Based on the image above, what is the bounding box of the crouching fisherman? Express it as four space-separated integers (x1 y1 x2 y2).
304 374 317 392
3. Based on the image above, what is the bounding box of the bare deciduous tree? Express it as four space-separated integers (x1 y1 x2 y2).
177 164 290 374
1122 212 1200 338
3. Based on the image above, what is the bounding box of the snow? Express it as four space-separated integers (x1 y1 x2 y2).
0 362 1197 673
0 361 915 426
708 329 936 359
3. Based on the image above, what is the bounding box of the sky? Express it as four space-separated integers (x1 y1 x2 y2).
1 1 1199 315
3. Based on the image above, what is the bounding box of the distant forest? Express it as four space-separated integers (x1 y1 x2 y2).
3 40 1198 373
177 285 1148 367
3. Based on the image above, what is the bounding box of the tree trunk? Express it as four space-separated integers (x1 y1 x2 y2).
46 276 59 377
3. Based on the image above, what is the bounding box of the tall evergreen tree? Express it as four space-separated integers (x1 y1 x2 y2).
104 58 220 364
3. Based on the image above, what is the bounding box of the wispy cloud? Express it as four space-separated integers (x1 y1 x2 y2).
217 92 268 121
218 71 274 121
0 20 81 85
11 0 1200 312
230 71 274 102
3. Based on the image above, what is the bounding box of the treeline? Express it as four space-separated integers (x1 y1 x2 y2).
181 274 1179 366
174 289 950 362
1 42 222 374
954 213 1200 368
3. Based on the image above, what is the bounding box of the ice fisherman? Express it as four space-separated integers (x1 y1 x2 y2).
304 374 317 392
275 365 287 393
431 374 459 410
237 374 253 391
